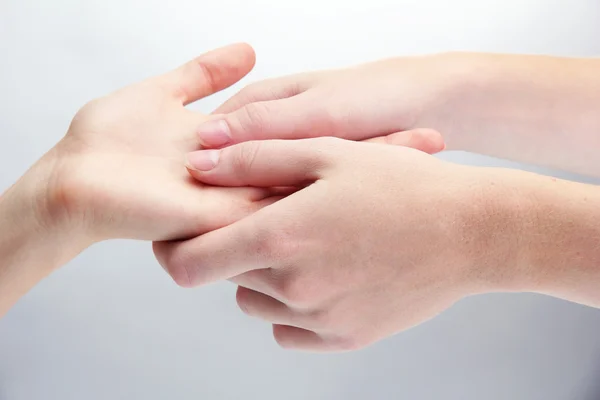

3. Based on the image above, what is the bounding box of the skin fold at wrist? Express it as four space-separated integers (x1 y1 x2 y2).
1 152 94 272
0 164 91 316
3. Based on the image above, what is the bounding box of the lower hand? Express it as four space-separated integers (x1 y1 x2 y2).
28 43 274 245
155 138 518 352
0 43 276 315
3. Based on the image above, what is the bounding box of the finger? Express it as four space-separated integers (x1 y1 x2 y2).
153 208 277 287
213 74 314 114
161 43 256 106
363 128 445 154
154 172 313 287
185 138 336 187
272 325 329 352
236 286 303 326
196 93 328 148
272 325 361 353
230 269 282 301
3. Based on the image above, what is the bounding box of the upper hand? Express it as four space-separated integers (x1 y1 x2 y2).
193 54 454 151
155 138 517 352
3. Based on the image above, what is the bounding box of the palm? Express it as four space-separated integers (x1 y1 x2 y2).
52 44 267 241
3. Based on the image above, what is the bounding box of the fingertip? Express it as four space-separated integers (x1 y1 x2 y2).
171 43 257 105
417 128 446 153
185 150 220 172
217 42 256 78
233 42 257 68
196 118 233 148
374 128 446 154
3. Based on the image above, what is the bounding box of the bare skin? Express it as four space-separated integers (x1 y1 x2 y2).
166 52 600 352
0 43 270 316
162 137 600 352
196 53 600 176
0 44 440 317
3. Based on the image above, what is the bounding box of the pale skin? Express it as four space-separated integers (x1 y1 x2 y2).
0 43 268 316
2 44 599 353
195 52 600 177
0 44 438 317
154 52 600 352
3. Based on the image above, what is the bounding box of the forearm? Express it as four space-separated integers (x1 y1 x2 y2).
427 53 600 177
486 169 600 307
0 164 89 317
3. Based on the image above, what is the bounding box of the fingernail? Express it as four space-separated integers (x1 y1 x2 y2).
197 120 231 147
186 150 220 171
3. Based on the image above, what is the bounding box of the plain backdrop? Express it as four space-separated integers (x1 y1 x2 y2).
1 1 600 399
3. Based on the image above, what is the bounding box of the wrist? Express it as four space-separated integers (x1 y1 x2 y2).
459 167 600 306
0 167 91 316
414 52 498 151
4 149 96 259
508 174 600 306
455 167 542 295
421 53 600 176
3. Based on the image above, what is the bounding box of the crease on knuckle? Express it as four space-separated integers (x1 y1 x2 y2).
248 224 279 262
276 273 317 306
307 308 337 331
231 142 261 180
194 59 218 94
238 103 270 136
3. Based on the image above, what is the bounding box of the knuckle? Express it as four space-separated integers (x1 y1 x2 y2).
320 101 353 137
309 136 345 159
331 333 369 352
250 231 275 261
225 142 261 180
236 83 261 101
231 142 261 178
276 274 316 306
236 102 271 135
193 59 218 93
250 224 298 262
307 308 337 330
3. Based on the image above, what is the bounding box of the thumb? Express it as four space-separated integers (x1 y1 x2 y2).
161 42 256 106
185 138 334 187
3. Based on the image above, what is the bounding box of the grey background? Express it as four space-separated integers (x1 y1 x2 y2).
1 0 600 399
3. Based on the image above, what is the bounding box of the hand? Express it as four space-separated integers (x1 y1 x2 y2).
155 138 518 352
1 43 283 315
199 53 600 177
193 53 458 149
37 43 274 243
0 43 446 316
